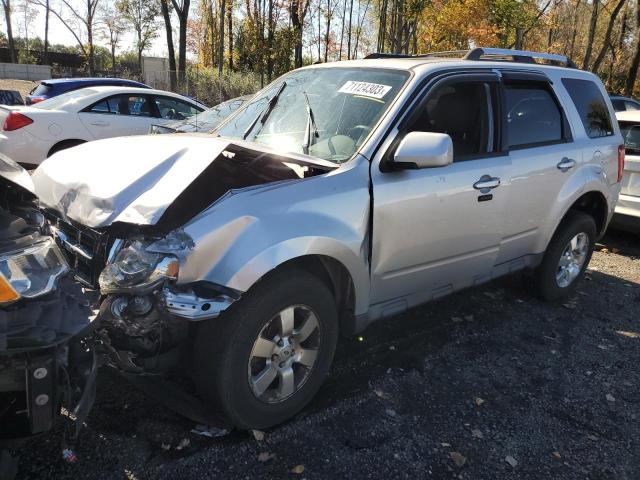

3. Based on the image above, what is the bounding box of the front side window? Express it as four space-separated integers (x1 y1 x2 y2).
406 80 496 160
562 78 613 138
505 83 563 148
88 95 151 117
155 97 200 120
215 67 410 163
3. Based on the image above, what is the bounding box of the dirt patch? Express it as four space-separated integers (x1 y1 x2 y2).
0 79 37 101
13 229 640 480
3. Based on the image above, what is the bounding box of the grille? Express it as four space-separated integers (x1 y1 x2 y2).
43 209 112 289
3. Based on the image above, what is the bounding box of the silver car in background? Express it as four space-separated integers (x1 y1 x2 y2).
613 111 640 230
31 48 622 430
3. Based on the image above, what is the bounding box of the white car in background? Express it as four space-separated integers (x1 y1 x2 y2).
614 111 640 230
0 86 206 167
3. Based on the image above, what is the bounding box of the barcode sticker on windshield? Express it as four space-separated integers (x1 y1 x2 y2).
338 81 392 99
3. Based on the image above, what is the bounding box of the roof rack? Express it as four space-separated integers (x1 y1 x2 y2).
364 47 577 68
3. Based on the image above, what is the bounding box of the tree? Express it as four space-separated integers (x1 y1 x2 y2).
100 4 125 74
159 0 177 90
591 0 627 73
625 2 640 95
583 0 600 69
219 0 226 76
33 0 101 74
117 0 160 72
1 0 17 62
172 0 190 85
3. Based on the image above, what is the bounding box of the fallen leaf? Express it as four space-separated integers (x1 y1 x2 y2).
616 330 640 339
474 397 485 406
258 452 275 462
505 455 518 467
176 438 190 450
471 429 484 439
161 443 170 451
374 389 390 399
601 248 609 253
385 408 397 417
441 442 451 447
606 393 615 402
449 451 467 467
291 465 305 474
552 451 561 459
252 430 265 441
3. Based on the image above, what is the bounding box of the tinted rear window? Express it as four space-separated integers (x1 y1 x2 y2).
562 78 613 138
30 83 51 96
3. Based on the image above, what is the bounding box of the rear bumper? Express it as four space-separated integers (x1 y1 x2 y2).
614 193 640 219
0 278 97 446
0 130 49 167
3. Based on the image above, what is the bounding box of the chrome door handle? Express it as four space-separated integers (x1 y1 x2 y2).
557 157 576 172
473 175 501 191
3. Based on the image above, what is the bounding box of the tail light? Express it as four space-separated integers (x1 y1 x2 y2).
617 144 625 183
3 111 33 131
28 96 46 105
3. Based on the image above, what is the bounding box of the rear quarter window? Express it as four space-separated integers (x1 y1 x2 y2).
562 78 614 138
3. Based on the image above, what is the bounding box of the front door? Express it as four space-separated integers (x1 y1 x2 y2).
79 94 156 139
370 73 510 307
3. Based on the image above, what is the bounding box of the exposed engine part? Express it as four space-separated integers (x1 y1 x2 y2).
163 287 236 320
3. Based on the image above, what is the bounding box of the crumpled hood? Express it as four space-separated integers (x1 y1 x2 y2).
32 134 334 230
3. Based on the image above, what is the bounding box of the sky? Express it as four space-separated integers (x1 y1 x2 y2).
9 3 170 58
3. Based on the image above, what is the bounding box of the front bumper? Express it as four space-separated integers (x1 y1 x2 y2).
0 278 97 446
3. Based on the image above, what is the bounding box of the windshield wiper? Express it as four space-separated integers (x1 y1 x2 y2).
242 81 287 140
301 91 319 155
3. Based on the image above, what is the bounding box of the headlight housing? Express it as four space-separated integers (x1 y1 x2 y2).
0 238 69 305
99 240 179 294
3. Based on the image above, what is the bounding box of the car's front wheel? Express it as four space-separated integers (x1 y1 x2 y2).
193 268 339 430
532 211 597 301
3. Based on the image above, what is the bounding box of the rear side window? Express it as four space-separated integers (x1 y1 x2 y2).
505 83 563 148
562 78 613 138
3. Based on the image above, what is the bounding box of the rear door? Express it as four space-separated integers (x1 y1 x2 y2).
78 94 156 139
496 71 582 263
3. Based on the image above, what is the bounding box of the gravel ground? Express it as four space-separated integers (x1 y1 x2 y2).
13 229 640 480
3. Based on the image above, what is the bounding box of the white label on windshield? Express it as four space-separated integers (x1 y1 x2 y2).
338 81 392 99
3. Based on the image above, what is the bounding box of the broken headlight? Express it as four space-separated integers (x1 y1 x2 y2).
99 240 179 294
0 238 69 305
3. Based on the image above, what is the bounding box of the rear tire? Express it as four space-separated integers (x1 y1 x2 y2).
193 269 339 430
532 211 596 301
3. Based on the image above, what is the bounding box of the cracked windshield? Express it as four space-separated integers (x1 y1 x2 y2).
216 68 409 163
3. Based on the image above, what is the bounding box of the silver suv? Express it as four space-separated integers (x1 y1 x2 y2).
31 48 623 430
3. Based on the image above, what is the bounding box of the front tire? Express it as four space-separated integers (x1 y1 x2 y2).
193 269 339 430
532 211 597 301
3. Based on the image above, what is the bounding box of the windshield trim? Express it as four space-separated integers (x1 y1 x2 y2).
212 66 414 165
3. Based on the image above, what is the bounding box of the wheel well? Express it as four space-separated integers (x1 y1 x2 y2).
261 255 357 336
566 191 608 236
47 139 86 157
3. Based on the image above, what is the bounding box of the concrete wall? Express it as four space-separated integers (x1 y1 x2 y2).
0 63 51 81
142 57 170 90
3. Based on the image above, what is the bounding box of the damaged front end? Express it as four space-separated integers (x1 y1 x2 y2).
0 159 96 463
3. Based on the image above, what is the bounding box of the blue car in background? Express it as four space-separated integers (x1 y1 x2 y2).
25 78 151 105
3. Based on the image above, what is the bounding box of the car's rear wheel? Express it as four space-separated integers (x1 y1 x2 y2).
193 269 339 430
532 211 596 301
